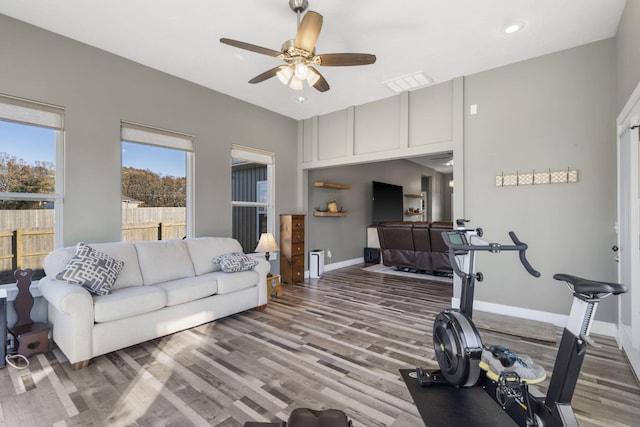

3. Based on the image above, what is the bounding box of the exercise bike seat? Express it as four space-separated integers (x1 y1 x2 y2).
553 273 627 295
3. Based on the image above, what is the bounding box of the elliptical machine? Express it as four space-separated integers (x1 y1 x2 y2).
415 220 627 427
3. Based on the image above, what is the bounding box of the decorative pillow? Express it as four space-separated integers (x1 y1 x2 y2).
56 242 125 295
212 252 258 273
211 257 222 272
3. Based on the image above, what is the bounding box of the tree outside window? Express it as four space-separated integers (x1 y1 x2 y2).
120 122 193 242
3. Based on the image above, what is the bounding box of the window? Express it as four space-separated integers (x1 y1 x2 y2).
120 121 194 242
231 145 274 253
0 94 64 283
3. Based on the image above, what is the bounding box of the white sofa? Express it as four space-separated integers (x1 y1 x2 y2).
39 237 269 368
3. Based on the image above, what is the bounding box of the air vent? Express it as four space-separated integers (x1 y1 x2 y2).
383 71 432 93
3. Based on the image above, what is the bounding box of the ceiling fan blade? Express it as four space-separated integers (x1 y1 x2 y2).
220 38 281 57
248 66 284 84
294 11 323 52
318 53 377 66
308 66 330 92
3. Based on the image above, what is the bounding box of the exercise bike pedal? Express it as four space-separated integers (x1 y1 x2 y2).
495 373 526 406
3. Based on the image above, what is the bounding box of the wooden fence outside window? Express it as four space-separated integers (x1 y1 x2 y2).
0 222 185 284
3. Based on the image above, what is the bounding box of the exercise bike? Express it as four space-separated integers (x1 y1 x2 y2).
413 221 627 427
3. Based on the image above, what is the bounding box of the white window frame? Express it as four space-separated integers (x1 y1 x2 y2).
231 145 275 236
120 121 195 238
0 94 65 249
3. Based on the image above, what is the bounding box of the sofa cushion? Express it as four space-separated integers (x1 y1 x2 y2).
135 239 195 286
56 243 124 296
213 252 258 273
153 275 218 306
184 237 244 276
93 286 167 323
210 270 258 294
45 242 142 290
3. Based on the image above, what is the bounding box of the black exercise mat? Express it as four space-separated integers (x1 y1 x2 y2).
400 369 517 426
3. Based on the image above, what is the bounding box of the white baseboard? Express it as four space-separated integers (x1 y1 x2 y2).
452 297 618 338
304 257 363 278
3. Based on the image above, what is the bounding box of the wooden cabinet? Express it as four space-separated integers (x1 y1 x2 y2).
280 214 305 284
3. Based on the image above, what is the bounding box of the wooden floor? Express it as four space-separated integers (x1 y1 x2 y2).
1 265 639 426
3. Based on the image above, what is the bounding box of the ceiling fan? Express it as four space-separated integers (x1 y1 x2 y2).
220 0 376 93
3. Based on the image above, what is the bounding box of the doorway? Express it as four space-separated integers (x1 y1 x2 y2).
616 84 640 380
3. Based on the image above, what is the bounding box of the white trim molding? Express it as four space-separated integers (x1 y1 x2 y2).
452 297 618 339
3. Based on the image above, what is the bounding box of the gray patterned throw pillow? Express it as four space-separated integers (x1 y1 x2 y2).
56 242 124 295
212 252 258 273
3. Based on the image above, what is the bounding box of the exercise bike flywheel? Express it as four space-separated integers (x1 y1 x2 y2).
433 310 483 387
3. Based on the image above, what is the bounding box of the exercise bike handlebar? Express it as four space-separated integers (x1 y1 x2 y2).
508 231 541 277
443 230 541 278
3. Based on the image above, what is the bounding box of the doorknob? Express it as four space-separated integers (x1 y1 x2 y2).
612 245 619 252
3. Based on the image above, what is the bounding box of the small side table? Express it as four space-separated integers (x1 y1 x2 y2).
10 322 50 358
9 269 50 358
267 275 282 301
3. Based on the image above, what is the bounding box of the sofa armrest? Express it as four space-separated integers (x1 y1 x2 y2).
39 277 94 316
39 277 96 364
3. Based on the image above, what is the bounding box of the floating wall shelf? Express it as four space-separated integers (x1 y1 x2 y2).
313 181 351 190
313 211 351 217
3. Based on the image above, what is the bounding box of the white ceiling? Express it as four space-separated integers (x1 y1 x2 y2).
0 0 626 121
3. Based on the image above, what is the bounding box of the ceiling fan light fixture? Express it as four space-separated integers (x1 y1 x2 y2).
289 76 303 90
294 61 310 80
221 1 375 95
306 70 320 86
277 66 294 84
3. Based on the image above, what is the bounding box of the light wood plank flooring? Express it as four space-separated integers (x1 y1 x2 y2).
1 265 638 426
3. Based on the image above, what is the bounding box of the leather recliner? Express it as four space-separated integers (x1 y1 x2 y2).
377 221 453 275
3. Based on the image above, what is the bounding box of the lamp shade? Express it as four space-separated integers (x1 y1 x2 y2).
289 77 303 90
277 66 293 85
255 233 279 253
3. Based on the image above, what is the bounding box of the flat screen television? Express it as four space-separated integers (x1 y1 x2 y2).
372 181 404 224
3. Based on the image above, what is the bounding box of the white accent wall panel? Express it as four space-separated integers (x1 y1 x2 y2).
409 81 454 147
354 96 402 155
318 109 350 160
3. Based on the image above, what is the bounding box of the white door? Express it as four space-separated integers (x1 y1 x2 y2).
617 84 640 379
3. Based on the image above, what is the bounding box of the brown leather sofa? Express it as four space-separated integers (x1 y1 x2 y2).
376 221 453 275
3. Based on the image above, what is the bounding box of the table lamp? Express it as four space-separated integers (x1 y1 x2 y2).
255 233 279 275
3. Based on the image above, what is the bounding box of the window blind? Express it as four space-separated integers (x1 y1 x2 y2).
121 121 194 152
0 94 64 130
231 144 274 165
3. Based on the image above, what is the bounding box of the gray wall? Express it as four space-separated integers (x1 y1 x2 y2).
307 160 446 264
464 39 618 321
616 0 640 111
0 15 298 245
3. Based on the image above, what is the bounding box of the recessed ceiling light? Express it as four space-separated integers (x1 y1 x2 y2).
504 23 523 34
297 96 306 104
